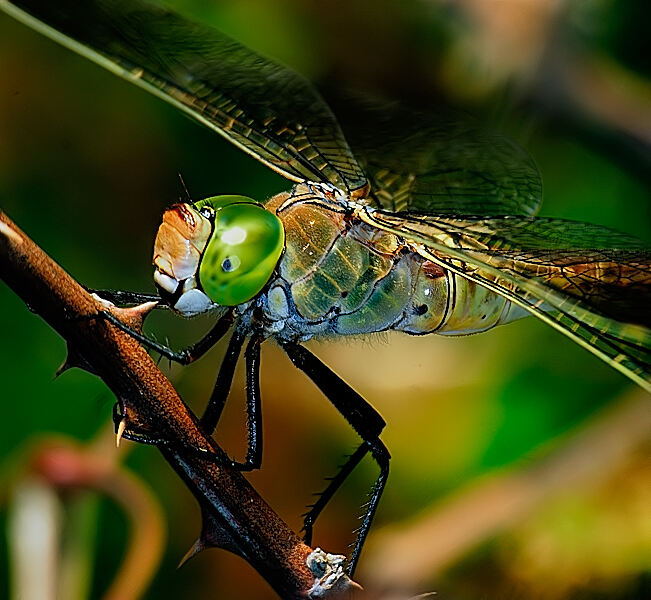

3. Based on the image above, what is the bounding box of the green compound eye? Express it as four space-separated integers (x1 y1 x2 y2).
198 198 285 306
194 195 252 213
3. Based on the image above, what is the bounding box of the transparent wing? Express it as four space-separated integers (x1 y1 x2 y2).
360 209 651 390
1 0 369 195
324 92 542 216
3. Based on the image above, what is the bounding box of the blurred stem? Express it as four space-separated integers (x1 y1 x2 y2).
98 463 165 600
8 478 61 600
58 493 99 600
11 421 165 600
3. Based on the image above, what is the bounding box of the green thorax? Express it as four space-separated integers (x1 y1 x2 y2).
262 186 525 339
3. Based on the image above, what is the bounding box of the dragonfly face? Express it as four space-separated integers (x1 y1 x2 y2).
153 195 285 316
153 202 214 316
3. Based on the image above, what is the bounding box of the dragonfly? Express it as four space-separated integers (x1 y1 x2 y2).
3 0 650 576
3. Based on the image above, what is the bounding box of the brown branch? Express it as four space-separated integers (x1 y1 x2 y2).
0 210 360 599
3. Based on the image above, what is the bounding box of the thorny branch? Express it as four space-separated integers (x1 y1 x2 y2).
0 210 361 600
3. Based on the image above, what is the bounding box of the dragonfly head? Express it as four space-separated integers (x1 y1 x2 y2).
153 196 284 316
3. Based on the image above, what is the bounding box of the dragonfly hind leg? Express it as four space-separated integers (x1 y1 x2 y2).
280 341 390 577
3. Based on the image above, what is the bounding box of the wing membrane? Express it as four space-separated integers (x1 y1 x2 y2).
324 92 542 216
360 209 651 390
1 0 368 195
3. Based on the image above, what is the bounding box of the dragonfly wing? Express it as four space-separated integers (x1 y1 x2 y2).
360 209 651 390
324 92 542 216
1 0 368 195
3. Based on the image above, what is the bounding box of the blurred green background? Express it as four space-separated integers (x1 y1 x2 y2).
0 1 649 598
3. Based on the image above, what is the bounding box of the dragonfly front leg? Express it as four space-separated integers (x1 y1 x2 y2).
206 333 264 471
113 329 264 472
100 308 234 365
200 327 247 433
280 341 390 577
171 331 264 472
101 297 264 471
86 288 163 306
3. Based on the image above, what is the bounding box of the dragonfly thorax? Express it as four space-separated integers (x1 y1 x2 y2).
255 186 527 343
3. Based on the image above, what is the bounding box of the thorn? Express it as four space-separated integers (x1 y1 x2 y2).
128 300 158 333
113 301 159 333
116 418 127 448
132 300 159 317
57 345 96 376
178 538 205 568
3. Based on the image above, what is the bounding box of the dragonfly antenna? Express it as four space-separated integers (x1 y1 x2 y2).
178 172 192 203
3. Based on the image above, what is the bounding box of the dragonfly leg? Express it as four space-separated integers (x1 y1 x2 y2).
280 341 390 577
350 439 389 575
197 333 264 471
302 443 368 545
240 333 263 470
100 309 234 365
200 327 247 434
110 325 263 473
86 288 163 306
175 332 264 472
307 440 388 577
